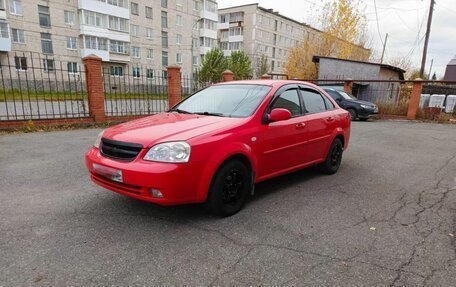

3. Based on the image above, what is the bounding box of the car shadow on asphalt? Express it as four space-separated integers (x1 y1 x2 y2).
87 166 323 222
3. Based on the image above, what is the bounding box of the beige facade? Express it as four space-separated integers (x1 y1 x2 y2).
0 0 218 78
218 4 321 76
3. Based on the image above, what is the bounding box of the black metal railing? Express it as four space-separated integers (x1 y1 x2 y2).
181 74 211 99
0 52 88 121
102 65 168 116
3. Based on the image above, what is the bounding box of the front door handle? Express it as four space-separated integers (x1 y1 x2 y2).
295 122 306 129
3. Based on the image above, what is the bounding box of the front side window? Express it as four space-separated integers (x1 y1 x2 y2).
175 85 272 118
271 89 302 116
38 5 51 27
301 89 327 114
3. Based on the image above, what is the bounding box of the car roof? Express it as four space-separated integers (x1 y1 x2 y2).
214 79 319 89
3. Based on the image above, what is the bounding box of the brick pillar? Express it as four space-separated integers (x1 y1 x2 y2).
83 55 105 122
167 65 182 109
261 74 271 80
344 79 353 94
222 70 234 82
407 79 424 120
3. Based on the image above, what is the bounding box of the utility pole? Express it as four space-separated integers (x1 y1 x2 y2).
380 33 388 64
420 0 435 78
428 58 434 79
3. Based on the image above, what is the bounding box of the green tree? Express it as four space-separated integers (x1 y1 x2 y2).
255 54 270 78
227 50 253 80
196 48 227 83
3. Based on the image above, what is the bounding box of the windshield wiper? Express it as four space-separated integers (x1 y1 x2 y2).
194 112 225 117
169 108 194 114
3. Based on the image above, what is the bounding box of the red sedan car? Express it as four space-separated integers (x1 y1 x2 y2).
86 80 350 216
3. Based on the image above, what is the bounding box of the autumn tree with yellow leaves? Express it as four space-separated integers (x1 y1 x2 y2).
284 0 370 79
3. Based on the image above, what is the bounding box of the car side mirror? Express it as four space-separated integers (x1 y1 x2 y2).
268 108 292 123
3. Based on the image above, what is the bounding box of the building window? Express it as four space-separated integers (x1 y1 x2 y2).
38 5 51 27
176 34 182 45
161 0 167 8
132 67 141 78
176 0 183 11
147 49 153 59
109 16 128 32
110 66 124 76
146 69 154 79
161 11 167 28
131 2 139 15
67 62 78 74
9 0 22 15
83 10 106 27
132 46 140 58
42 59 55 72
11 28 25 42
176 14 183 26
110 40 129 54
176 53 182 64
41 33 53 54
146 28 153 39
145 6 153 19
14 56 27 71
107 0 127 8
193 0 201 11
64 11 75 25
219 14 228 23
66 36 77 49
192 56 199 66
229 27 242 36
0 22 9 38
130 24 139 37
162 51 168 66
85 36 107 50
161 31 168 48
0 0 4 10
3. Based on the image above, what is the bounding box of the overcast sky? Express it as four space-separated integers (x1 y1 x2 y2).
218 0 455 78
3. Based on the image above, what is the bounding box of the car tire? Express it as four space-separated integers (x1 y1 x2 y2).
205 160 251 217
319 138 343 175
359 118 369 121
347 109 357 121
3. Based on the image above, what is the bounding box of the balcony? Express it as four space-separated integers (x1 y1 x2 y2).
200 10 218 22
80 25 130 42
229 35 244 42
200 46 212 55
81 49 109 61
0 9 6 20
78 0 129 19
218 22 229 30
199 28 217 39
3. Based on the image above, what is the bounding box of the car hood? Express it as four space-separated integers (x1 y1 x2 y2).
347 99 376 106
102 113 244 148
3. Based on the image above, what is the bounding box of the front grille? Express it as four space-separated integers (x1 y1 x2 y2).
101 138 143 161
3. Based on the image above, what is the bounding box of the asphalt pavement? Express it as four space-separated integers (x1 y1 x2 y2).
0 121 455 286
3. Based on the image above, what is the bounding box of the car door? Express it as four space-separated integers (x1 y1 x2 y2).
299 86 336 163
258 85 308 178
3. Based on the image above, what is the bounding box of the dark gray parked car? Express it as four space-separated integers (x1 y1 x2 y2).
323 88 378 121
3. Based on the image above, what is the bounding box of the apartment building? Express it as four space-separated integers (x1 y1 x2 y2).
0 0 218 78
218 4 321 75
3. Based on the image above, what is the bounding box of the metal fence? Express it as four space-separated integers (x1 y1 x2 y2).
102 65 168 116
181 74 211 99
0 52 88 121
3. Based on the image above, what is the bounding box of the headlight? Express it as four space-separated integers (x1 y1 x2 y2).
93 130 104 149
143 141 191 163
360 104 370 109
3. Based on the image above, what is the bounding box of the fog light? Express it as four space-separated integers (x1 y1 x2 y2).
150 188 164 198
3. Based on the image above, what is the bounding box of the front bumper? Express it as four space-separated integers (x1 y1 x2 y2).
358 107 379 119
85 147 207 205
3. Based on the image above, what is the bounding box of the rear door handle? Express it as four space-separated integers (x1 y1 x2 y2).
295 122 306 129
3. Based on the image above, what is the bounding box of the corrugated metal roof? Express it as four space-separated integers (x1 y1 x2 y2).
447 57 456 66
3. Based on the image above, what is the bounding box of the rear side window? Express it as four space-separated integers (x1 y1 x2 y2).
271 89 302 116
301 89 327 114
322 95 335 110
326 90 342 101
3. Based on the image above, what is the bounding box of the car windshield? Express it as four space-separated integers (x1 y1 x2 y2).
172 84 272 118
339 91 357 100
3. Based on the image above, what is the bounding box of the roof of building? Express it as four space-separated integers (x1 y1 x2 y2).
447 56 456 66
312 56 406 78
218 3 320 32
